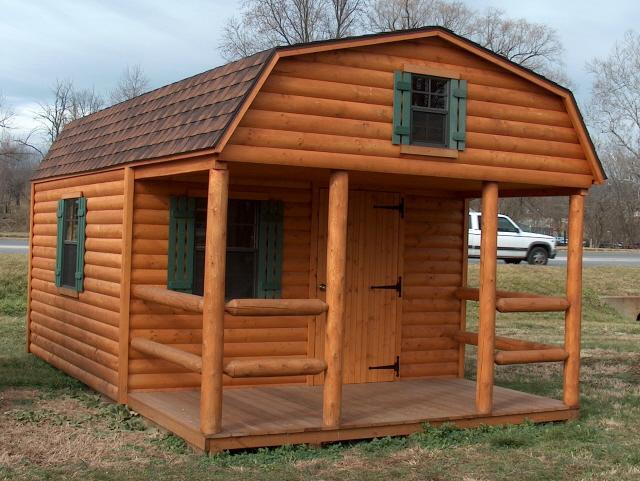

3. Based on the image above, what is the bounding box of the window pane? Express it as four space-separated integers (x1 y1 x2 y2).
64 199 79 241
411 111 446 145
227 200 257 248
498 217 519 233
430 78 447 95
411 93 428 108
412 75 427 91
191 198 260 298
225 251 256 299
430 94 446 110
62 242 77 287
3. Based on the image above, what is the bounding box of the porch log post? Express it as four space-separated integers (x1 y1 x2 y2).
200 165 229 435
322 170 349 428
476 181 498 415
563 192 586 408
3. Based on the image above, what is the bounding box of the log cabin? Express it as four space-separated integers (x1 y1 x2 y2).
27 27 606 452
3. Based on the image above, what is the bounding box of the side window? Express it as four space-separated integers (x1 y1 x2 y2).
498 217 520 233
393 71 467 150
55 197 86 292
169 197 283 300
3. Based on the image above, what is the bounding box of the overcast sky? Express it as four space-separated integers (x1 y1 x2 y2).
1 0 639 139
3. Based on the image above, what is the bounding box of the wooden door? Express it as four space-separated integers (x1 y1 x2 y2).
314 190 402 384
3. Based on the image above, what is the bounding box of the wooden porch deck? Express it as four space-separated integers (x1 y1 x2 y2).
128 378 576 452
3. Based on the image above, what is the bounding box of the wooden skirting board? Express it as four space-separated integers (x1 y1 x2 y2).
127 378 577 453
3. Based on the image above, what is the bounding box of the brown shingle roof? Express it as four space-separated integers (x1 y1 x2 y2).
34 49 275 180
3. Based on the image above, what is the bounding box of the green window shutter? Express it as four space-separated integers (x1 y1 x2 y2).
256 200 284 299
75 197 87 292
392 71 412 145
448 79 467 151
167 196 196 292
55 199 65 287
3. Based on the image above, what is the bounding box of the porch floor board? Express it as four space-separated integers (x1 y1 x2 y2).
127 378 576 452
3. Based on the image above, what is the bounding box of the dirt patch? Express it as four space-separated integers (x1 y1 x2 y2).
0 389 176 474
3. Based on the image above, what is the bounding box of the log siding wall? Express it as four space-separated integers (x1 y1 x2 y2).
225 37 592 186
128 179 313 391
29 169 126 400
400 195 464 378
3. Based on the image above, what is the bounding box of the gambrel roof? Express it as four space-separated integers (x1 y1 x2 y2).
34 27 605 183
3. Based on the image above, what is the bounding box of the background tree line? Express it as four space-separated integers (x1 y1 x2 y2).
2 0 639 247
0 65 149 231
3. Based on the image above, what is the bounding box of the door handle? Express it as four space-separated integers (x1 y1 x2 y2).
318 283 326 291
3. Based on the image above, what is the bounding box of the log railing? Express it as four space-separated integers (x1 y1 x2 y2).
133 285 328 318
455 287 569 313
132 285 204 313
131 285 329 378
453 330 568 366
223 357 327 378
131 337 203 372
225 298 328 316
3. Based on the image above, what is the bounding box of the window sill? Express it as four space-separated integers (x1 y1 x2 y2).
57 286 79 298
400 144 459 159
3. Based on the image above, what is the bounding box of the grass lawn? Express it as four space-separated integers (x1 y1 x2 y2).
1 253 639 480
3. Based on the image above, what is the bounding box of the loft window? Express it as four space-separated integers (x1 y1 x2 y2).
392 70 467 150
55 197 87 292
410 75 449 147
168 197 283 300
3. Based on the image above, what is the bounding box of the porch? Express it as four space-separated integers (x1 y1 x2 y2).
128 378 575 452
119 161 586 453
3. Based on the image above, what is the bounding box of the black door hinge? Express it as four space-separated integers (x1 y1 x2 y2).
370 276 402 297
369 356 400 377
373 198 404 218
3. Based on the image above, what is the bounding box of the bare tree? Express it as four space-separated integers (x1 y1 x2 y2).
219 0 364 60
0 93 14 130
109 64 150 104
327 0 366 38
474 8 564 74
366 0 476 36
70 87 104 120
35 79 74 146
587 30 640 178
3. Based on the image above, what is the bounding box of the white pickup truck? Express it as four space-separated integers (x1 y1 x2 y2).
468 211 557 265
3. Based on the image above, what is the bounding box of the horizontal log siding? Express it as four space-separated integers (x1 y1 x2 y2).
128 179 312 391
29 169 125 400
224 38 593 186
400 196 463 378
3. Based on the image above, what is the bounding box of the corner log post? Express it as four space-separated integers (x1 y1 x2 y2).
563 191 586 408
476 181 498 415
200 165 229 435
323 170 349 428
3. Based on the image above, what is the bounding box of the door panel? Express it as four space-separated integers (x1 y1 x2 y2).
314 190 401 384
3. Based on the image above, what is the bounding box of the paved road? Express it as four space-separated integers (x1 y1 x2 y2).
0 238 28 254
2 237 639 267
469 250 640 267
549 250 640 267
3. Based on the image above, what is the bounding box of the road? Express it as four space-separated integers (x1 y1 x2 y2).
549 250 640 267
2 238 640 266
467 249 640 267
0 238 28 254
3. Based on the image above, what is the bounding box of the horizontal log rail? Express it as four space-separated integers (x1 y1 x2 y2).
456 287 569 313
223 357 327 378
496 296 570 313
495 348 568 365
131 337 202 373
453 331 567 365
225 298 328 317
453 331 561 351
132 285 204 313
